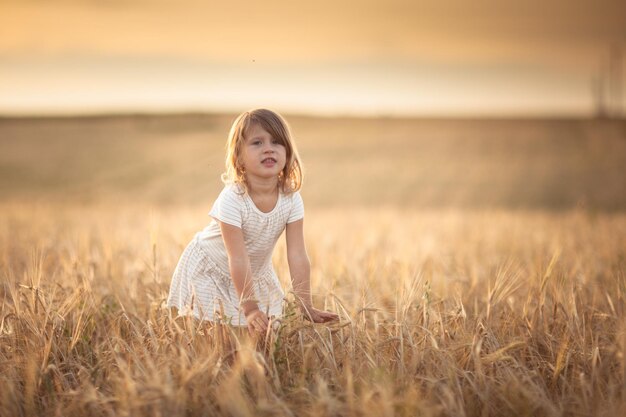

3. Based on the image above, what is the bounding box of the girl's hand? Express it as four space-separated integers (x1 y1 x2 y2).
300 305 339 323
245 308 269 335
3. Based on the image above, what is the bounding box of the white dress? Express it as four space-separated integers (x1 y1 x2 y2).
166 184 304 325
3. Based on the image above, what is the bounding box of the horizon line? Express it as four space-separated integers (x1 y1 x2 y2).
0 109 624 122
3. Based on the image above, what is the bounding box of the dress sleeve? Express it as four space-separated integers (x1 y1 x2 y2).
287 191 305 223
209 186 243 228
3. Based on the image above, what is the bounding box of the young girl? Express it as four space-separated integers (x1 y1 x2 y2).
167 108 338 334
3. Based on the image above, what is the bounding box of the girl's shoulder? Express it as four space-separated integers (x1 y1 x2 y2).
282 189 305 223
279 189 303 203
211 183 247 212
283 188 303 200
209 184 249 228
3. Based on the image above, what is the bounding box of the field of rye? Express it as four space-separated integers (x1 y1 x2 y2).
0 115 625 416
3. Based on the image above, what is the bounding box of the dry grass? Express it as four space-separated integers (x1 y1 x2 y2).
1 114 625 415
1 115 625 209
1 203 625 416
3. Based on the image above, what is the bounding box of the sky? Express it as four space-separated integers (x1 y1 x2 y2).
1 0 624 117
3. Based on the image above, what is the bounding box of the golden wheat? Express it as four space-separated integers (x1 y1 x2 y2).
1 202 624 416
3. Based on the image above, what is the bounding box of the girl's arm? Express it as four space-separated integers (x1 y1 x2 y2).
219 221 269 333
286 219 338 323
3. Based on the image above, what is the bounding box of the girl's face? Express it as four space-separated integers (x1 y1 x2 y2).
240 123 287 184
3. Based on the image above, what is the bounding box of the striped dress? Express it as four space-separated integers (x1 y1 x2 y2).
166 184 304 325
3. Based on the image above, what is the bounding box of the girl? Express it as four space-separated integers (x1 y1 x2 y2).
167 108 338 335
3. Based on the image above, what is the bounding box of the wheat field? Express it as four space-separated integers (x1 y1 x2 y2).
1 115 625 416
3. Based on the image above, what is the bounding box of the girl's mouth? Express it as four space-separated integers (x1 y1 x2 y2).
262 158 277 166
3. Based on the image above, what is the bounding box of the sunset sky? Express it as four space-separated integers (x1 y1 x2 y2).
1 0 624 117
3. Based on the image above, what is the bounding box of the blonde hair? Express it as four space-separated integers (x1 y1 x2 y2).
221 108 303 194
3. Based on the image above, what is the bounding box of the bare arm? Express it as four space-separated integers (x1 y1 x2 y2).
286 219 338 323
219 221 268 331
285 219 312 310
